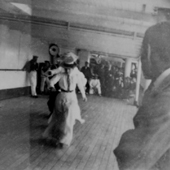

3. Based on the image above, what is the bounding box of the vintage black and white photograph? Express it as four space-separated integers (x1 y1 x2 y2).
0 0 170 170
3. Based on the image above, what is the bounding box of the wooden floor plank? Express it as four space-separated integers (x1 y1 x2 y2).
92 107 122 170
83 103 119 170
42 106 102 170
0 95 137 170
51 106 103 170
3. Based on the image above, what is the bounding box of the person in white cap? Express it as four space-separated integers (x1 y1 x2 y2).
23 55 39 98
89 74 102 96
42 52 87 147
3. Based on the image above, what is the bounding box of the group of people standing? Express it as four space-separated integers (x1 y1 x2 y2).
81 61 102 96
91 60 136 99
23 56 61 98
80 59 135 99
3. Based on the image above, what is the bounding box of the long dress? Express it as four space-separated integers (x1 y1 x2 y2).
43 69 86 146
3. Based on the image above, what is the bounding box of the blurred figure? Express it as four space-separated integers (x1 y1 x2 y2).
114 10 170 170
40 61 51 94
130 64 137 80
123 77 132 100
114 67 124 98
23 55 39 98
89 74 101 96
81 61 93 94
46 55 62 116
76 59 80 70
103 61 113 97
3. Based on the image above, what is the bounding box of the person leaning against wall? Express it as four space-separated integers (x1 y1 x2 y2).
114 10 170 170
23 55 39 98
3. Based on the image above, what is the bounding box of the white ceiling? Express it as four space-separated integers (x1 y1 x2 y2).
0 0 170 59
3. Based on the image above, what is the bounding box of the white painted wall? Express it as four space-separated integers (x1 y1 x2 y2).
59 46 75 54
0 24 50 90
0 71 29 90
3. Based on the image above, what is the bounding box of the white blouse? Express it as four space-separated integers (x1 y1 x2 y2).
50 68 86 98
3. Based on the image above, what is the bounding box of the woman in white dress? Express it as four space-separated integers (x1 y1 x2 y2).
42 52 87 147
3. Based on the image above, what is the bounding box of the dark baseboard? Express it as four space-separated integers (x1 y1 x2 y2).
0 86 30 100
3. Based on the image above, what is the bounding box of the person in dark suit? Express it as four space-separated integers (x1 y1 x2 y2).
81 61 93 94
114 10 170 170
40 61 51 94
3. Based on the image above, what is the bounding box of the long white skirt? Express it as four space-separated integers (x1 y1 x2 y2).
43 91 84 146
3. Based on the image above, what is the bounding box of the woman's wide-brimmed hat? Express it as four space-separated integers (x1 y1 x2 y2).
62 52 78 68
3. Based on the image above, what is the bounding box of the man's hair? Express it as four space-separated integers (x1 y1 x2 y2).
157 8 170 21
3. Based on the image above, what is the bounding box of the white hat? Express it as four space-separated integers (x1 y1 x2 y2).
62 52 78 68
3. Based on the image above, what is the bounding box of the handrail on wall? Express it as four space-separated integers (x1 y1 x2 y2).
0 69 23 71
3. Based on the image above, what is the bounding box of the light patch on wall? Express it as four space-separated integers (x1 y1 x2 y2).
11 3 31 15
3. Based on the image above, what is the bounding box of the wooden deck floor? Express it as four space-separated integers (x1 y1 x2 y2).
0 95 137 170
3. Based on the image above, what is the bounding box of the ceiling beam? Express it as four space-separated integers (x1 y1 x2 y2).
32 6 156 26
0 14 142 59
0 13 144 38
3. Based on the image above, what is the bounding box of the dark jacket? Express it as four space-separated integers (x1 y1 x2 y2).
23 59 38 72
114 74 170 170
114 21 170 170
29 59 39 72
81 66 92 80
